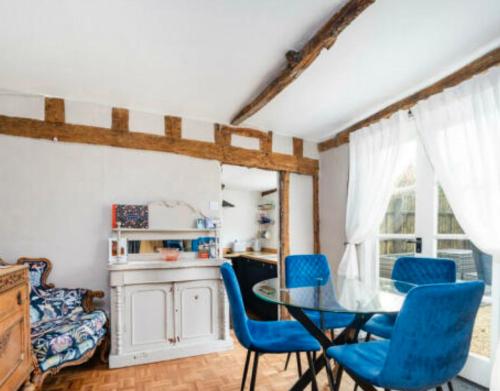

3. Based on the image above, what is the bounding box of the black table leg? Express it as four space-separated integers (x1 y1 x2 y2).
286 306 371 391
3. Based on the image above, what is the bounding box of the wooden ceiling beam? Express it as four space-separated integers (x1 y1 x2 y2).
319 46 500 152
230 0 374 126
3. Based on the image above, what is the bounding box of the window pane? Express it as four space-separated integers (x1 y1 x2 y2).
437 186 464 234
379 239 416 278
380 165 416 234
437 239 491 357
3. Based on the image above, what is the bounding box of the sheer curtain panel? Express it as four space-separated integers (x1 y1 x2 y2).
338 112 415 281
414 66 500 389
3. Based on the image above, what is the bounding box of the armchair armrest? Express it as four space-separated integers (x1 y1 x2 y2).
82 290 105 312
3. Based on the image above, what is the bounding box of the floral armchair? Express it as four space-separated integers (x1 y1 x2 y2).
17 257 109 389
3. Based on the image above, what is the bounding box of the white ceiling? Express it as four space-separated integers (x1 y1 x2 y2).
0 0 499 142
222 165 277 192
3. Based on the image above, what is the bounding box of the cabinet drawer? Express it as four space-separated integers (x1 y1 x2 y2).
0 285 26 322
0 313 29 388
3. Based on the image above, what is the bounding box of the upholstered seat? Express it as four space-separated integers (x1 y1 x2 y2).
327 281 484 391
285 254 355 330
326 340 390 384
362 257 456 340
247 319 321 353
32 310 107 371
17 257 108 389
220 262 320 390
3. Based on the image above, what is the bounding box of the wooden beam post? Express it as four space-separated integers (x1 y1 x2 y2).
279 171 290 319
261 131 273 154
165 116 182 139
231 0 374 125
319 46 500 151
44 98 65 124
111 108 129 132
313 173 320 254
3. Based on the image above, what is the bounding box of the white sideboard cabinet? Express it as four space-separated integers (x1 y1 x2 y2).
108 259 232 368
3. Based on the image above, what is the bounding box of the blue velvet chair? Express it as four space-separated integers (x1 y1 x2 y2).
363 257 456 340
284 254 355 370
326 281 484 391
220 262 321 391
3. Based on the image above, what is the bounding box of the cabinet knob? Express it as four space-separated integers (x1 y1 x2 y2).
194 295 199 300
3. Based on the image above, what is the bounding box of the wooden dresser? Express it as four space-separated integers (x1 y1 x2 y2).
0 265 33 391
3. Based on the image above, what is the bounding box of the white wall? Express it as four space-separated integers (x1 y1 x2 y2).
0 135 221 307
319 144 349 271
220 189 260 249
289 174 314 254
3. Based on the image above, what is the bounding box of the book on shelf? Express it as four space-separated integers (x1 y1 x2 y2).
112 204 149 229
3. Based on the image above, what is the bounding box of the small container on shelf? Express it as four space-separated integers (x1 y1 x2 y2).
158 248 180 261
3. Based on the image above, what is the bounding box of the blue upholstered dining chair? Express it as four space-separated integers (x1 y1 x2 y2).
326 280 484 391
220 262 321 391
283 254 355 371
362 257 456 340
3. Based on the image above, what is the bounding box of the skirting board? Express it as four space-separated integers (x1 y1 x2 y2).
109 339 233 368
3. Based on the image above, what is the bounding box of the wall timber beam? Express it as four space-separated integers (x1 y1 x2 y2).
319 46 500 152
230 0 374 125
165 115 182 139
0 113 318 175
111 108 129 132
293 137 304 159
45 98 65 124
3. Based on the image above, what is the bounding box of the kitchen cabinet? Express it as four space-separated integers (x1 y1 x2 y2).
231 256 278 320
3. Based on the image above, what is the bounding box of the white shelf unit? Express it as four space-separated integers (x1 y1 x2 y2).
108 227 231 368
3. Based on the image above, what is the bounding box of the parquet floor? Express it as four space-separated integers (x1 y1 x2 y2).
43 334 355 391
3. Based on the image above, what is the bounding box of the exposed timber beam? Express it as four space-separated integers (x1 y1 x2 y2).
319 46 500 152
230 0 375 126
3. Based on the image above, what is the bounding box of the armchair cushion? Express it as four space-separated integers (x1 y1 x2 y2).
30 287 88 325
32 310 107 372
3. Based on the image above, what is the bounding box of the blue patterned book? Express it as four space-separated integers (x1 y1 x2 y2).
112 204 149 229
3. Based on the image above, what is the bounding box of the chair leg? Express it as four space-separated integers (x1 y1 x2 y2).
323 353 335 391
365 333 371 342
306 352 319 391
353 384 358 391
436 387 444 391
296 352 303 376
241 350 252 391
284 352 292 371
334 365 344 391
249 352 260 391
448 381 454 391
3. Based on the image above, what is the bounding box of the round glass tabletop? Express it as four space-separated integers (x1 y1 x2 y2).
253 276 415 314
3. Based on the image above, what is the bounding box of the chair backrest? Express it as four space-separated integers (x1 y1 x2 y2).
220 263 253 349
392 257 456 285
17 257 54 289
379 281 484 389
285 254 330 288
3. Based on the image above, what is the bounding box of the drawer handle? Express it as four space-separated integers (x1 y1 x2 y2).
194 295 199 300
17 292 22 305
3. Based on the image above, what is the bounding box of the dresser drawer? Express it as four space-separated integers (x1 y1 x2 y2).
0 311 30 388
0 284 26 322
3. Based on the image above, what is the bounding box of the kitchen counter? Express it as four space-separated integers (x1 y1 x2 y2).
223 251 278 265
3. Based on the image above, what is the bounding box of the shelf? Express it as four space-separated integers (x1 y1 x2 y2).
112 228 218 232
112 227 219 241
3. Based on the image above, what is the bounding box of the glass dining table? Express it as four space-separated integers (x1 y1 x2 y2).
253 275 415 391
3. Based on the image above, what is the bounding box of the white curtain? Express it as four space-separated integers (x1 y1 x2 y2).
338 111 415 281
413 66 500 389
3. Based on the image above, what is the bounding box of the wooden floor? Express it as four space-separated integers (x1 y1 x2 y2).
43 335 355 391
42 334 482 391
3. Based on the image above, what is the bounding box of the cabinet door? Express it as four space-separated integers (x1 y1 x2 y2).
175 280 219 344
123 283 175 351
